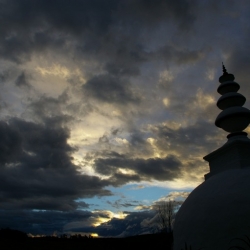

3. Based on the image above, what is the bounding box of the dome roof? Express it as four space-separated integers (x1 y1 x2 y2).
173 168 250 250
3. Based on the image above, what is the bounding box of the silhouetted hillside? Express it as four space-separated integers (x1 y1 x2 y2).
0 232 173 250
0 228 28 240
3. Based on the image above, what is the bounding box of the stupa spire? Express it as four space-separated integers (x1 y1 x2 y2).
204 65 250 180
215 66 250 137
222 62 228 75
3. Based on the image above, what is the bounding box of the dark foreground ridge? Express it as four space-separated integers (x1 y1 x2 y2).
0 229 173 250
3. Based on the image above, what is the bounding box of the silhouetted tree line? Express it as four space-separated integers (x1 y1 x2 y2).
69 234 93 239
43 234 94 239
0 228 173 250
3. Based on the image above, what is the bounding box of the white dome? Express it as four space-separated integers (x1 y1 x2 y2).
173 168 250 250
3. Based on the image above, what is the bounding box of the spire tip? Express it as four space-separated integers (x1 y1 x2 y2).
222 62 228 75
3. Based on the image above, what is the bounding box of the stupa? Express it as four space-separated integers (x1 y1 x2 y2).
173 65 250 250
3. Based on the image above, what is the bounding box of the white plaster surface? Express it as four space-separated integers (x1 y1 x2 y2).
173 168 250 250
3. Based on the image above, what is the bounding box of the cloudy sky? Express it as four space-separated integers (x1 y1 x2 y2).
0 0 250 237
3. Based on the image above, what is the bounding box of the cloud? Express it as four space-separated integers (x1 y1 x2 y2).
153 45 205 66
84 115 220 186
27 95 70 121
15 72 30 88
106 199 140 210
93 211 157 237
149 119 222 157
82 113 222 187
153 192 191 210
117 0 195 30
0 117 112 211
83 74 141 105
0 209 94 235
94 154 182 183
0 0 249 237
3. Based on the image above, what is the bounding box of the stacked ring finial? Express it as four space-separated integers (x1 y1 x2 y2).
215 64 250 136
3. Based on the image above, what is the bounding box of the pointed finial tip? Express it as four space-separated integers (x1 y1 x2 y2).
222 62 228 75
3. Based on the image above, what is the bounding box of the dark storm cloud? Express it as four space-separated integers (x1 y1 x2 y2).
109 172 142 186
0 204 168 236
0 0 117 62
153 45 205 65
99 211 157 237
0 121 22 163
99 135 109 144
225 41 250 105
106 199 140 209
0 118 111 211
73 210 157 237
111 128 121 136
0 70 11 83
0 209 93 235
109 0 195 36
104 62 141 77
15 72 30 87
151 119 221 154
88 118 220 185
96 128 153 158
129 130 153 156
0 0 194 35
94 154 182 183
0 208 156 236
83 74 141 105
28 95 70 121
0 0 195 63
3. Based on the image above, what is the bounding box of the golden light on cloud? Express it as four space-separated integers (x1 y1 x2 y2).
143 175 202 190
146 137 160 157
206 68 215 81
135 205 150 210
113 137 129 145
112 109 122 117
160 178 201 189
35 64 86 83
163 121 181 130
159 69 174 82
114 211 128 219
118 168 137 175
160 191 190 201
92 210 128 227
163 97 170 107
36 64 71 78
196 88 215 109
93 221 106 227
245 127 250 134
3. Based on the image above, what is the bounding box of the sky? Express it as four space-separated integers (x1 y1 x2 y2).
1 0 250 237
